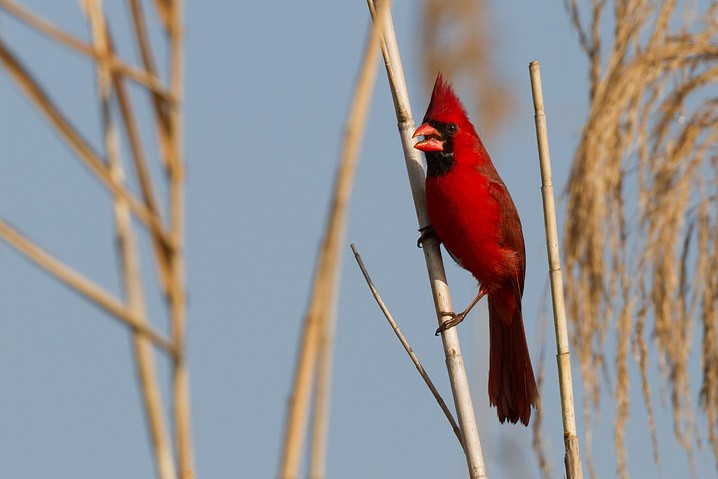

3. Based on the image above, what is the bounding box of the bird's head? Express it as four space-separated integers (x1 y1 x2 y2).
413 74 476 152
412 74 481 176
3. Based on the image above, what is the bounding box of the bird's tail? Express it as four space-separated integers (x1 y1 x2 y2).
487 285 539 426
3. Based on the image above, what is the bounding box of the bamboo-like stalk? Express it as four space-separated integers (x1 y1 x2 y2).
278 6 387 476
0 217 174 353
165 0 194 475
306 20 384 477
528 61 583 479
108 38 173 297
366 1 487 477
350 244 464 446
0 0 172 99
85 5 177 478
0 38 169 239
308 266 340 479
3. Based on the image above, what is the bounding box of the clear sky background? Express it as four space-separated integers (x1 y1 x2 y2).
0 1 714 478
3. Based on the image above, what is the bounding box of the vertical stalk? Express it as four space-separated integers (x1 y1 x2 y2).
366 1 487 477
166 1 194 476
307 18 382 478
86 3 177 478
279 7 386 476
529 61 583 479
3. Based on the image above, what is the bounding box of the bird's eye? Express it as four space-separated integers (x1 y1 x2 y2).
446 123 458 135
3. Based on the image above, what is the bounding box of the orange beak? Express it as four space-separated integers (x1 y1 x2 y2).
413 123 444 152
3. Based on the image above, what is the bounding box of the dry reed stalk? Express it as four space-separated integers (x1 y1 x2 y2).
278 5 387 476
108 37 174 298
152 0 172 31
366 1 487 477
1 1 193 476
0 38 169 238
0 0 172 99
307 18 384 478
127 0 173 171
565 1 718 475
164 1 194 475
421 0 511 141
85 4 177 478
529 61 583 479
351 244 463 446
0 217 174 353
531 293 554 479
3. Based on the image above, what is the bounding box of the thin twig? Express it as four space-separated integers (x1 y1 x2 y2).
0 0 173 100
350 244 464 447
366 1 487 477
529 61 583 479
0 217 174 354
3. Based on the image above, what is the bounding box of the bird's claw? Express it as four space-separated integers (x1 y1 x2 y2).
435 311 466 336
417 225 437 248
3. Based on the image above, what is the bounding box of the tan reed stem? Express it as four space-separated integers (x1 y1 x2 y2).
85 4 177 478
0 0 172 99
0 38 170 240
127 0 173 171
278 5 388 477
529 60 583 479
307 18 384 478
366 1 487 477
0 217 174 353
165 0 194 475
108 34 174 297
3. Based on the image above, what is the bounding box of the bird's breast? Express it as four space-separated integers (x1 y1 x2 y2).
425 166 508 286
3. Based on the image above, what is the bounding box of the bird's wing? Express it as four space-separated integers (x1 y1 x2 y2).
488 181 526 297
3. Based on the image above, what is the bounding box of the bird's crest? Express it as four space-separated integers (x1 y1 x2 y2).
424 73 469 123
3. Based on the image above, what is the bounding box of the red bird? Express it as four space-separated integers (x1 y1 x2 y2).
413 74 538 425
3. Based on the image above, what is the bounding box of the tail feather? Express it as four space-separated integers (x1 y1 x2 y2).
487 287 539 426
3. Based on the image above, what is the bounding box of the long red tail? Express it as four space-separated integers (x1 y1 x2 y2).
487 286 539 425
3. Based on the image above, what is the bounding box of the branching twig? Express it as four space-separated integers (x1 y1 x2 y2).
350 244 463 447
366 1 487 477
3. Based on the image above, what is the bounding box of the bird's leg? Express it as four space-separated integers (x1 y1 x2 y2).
417 225 438 248
435 287 488 336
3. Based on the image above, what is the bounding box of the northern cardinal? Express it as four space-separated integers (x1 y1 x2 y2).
413 74 538 425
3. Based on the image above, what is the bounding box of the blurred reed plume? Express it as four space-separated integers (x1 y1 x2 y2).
564 1 718 477
0 1 192 478
421 0 512 141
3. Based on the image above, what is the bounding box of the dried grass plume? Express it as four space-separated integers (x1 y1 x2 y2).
421 0 512 141
565 1 718 477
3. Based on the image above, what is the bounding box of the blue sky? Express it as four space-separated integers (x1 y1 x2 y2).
0 1 714 478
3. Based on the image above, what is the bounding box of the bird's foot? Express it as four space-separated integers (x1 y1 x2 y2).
435 311 467 336
417 225 437 248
